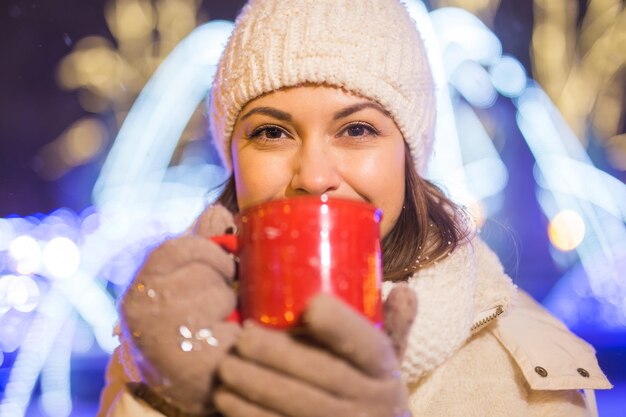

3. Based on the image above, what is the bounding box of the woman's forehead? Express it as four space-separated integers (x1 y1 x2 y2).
239 84 388 116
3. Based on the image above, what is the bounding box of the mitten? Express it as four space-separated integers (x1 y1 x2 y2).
120 205 240 416
214 288 417 417
383 282 418 360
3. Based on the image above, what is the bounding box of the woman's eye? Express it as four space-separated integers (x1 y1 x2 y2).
341 123 378 138
249 126 288 140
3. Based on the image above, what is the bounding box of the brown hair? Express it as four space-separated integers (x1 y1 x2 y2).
381 145 471 281
216 143 471 282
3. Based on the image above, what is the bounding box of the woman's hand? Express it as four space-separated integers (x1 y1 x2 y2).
120 205 240 416
214 286 417 417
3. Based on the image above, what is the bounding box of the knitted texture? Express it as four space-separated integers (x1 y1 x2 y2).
209 0 436 173
382 237 516 383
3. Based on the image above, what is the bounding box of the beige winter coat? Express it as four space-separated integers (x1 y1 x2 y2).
97 238 612 417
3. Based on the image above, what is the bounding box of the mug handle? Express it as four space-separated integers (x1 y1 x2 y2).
210 234 241 323
210 234 239 254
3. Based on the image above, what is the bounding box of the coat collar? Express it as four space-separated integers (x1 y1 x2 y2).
490 291 612 391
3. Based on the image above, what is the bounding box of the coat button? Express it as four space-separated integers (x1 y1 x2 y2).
577 368 590 378
534 366 548 377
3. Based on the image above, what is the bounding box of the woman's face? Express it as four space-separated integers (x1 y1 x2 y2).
230 85 406 238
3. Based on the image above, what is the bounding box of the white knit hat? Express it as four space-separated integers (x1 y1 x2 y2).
209 0 436 173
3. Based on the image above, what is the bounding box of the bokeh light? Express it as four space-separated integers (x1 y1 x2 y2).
548 210 586 251
430 7 502 67
0 275 40 314
450 60 498 107
105 0 154 41
43 238 81 280
36 118 107 180
61 118 106 165
39 391 72 417
12 281 39 314
490 55 526 97
8 236 42 275
71 319 95 354
0 218 14 251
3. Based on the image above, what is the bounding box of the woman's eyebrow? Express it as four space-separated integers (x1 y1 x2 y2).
239 107 292 122
333 102 391 120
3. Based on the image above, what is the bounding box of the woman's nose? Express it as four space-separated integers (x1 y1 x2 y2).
289 141 341 195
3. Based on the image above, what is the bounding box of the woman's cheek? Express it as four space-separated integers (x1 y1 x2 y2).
345 152 400 197
235 151 291 209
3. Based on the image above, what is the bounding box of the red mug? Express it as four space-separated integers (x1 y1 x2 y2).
212 195 383 329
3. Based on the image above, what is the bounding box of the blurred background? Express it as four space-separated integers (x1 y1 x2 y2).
0 0 624 416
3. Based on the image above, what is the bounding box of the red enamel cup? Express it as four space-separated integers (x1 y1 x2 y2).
212 195 384 329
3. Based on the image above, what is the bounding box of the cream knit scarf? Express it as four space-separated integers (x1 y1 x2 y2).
383 237 516 384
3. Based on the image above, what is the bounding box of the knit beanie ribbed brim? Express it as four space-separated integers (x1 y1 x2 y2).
209 0 436 173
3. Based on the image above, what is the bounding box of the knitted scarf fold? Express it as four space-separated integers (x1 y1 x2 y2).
383 237 516 384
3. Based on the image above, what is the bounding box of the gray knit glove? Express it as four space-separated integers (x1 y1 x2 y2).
214 285 417 417
120 205 240 416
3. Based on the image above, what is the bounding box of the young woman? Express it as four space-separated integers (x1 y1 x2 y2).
97 1 611 416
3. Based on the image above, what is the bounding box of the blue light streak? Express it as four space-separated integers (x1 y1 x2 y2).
92 20 233 208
